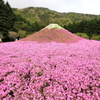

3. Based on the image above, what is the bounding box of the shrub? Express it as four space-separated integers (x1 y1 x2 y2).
75 33 89 39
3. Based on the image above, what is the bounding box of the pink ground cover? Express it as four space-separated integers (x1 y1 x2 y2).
20 29 83 43
0 40 100 100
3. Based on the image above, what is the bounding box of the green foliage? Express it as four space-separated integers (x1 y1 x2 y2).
13 13 43 34
75 33 89 39
0 0 16 41
65 18 100 40
0 0 8 36
91 35 100 40
14 21 30 31
18 30 27 38
13 7 100 27
5 2 16 30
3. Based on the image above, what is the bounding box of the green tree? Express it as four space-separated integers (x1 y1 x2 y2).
34 21 40 31
0 0 8 37
5 2 16 31
0 0 16 41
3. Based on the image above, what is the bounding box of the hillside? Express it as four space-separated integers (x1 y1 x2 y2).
20 24 83 43
13 7 100 26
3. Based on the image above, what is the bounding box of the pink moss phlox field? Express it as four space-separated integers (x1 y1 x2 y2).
0 40 100 100
20 29 83 43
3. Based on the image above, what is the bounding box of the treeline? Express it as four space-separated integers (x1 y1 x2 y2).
0 0 44 42
64 18 100 39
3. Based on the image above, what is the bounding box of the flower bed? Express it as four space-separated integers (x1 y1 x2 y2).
0 39 100 99
20 28 83 43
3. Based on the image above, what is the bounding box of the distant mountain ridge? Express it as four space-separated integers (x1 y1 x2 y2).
13 7 100 26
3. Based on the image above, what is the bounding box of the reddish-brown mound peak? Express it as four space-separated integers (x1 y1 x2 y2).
20 24 83 43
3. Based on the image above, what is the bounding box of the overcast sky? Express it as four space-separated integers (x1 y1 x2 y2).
4 0 100 15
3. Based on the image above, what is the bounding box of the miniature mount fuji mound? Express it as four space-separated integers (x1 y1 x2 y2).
20 24 83 43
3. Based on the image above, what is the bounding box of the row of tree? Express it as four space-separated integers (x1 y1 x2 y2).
64 18 100 39
0 0 44 42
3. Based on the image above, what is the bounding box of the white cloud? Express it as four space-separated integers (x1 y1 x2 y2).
4 0 100 15
80 0 100 14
